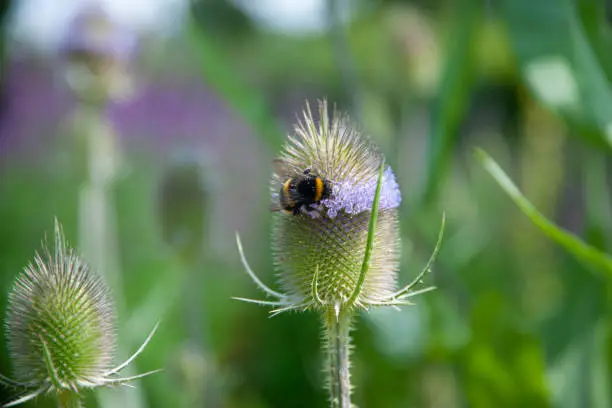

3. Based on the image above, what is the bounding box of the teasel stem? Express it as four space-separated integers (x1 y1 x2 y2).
324 308 353 408
78 103 123 296
75 98 144 408
57 391 83 408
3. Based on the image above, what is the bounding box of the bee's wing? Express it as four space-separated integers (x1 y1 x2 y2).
271 159 297 213
269 201 283 212
269 173 284 212
272 158 292 178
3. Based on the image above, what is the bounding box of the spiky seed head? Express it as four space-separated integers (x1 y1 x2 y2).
271 101 402 310
5 221 116 391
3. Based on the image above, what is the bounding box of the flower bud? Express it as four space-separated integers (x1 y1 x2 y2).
5 222 115 390
158 153 211 261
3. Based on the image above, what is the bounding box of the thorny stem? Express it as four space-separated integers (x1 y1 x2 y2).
324 308 353 408
57 391 82 408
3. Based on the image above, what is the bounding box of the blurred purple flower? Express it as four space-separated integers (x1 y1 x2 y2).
0 59 72 157
109 80 237 149
59 5 137 63
0 59 257 157
0 56 267 251
107 79 268 248
58 5 138 102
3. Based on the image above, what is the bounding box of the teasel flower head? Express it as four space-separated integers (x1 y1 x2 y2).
0 220 160 407
235 100 444 317
59 4 138 102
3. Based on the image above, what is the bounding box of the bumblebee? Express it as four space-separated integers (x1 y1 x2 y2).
271 159 332 215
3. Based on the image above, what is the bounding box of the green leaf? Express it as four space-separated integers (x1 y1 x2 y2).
475 148 612 278
499 0 612 149
347 159 385 308
576 0 612 85
590 319 611 408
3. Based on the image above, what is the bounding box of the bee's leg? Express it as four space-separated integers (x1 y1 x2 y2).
305 204 322 217
304 205 321 219
296 204 315 215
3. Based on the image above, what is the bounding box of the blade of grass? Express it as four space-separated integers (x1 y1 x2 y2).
186 14 285 151
475 148 612 278
499 0 612 149
422 0 480 205
576 0 612 84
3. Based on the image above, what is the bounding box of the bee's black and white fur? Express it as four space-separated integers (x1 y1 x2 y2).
271 159 332 215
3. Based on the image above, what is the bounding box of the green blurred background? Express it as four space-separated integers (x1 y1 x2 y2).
1 0 611 407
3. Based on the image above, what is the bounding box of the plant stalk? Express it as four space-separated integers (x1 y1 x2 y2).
76 102 144 408
324 307 353 408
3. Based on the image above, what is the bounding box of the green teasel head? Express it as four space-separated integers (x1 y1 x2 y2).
271 101 402 309
0 220 160 407
236 100 444 316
